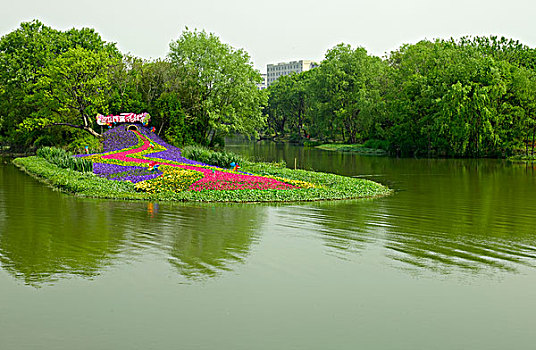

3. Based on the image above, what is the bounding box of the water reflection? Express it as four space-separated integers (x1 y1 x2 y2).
270 201 382 260
155 204 263 280
147 202 159 218
376 161 536 273
227 141 536 273
3 149 536 286
0 166 126 286
0 163 264 285
309 159 536 273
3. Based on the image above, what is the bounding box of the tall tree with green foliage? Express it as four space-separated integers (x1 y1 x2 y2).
168 29 267 146
108 56 190 141
263 36 536 157
308 44 387 143
0 20 120 145
386 38 534 157
21 47 120 138
265 72 311 140
510 66 536 156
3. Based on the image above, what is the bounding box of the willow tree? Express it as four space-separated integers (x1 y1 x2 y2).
386 38 534 157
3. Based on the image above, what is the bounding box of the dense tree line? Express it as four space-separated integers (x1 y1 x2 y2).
0 20 265 151
266 37 536 157
2 20 536 158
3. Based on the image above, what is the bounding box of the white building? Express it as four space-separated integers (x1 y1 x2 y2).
266 60 317 87
257 73 267 90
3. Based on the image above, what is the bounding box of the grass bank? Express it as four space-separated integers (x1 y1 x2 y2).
315 143 388 155
13 156 391 202
508 155 536 163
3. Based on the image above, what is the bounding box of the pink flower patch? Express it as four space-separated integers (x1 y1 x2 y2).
189 172 297 191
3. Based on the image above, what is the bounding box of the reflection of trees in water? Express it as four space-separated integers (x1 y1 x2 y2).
381 206 536 274
0 165 264 285
161 205 263 280
0 166 128 286
98 203 264 281
3 155 536 284
293 159 536 274
378 160 536 273
286 201 383 259
384 232 536 273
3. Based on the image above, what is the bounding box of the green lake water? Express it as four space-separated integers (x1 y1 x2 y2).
1 143 536 349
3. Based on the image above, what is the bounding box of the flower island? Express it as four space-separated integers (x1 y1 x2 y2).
13 123 390 202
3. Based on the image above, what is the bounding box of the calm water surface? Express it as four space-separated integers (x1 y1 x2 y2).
1 145 536 350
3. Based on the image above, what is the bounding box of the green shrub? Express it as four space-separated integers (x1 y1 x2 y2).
33 135 57 148
64 134 102 154
509 155 536 162
181 145 212 162
363 139 390 151
181 145 249 168
289 133 302 143
303 140 322 147
36 147 93 172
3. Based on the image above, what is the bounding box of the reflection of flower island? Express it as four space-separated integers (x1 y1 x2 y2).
14 124 391 202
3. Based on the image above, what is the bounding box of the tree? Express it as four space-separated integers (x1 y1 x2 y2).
385 38 531 157
265 73 311 140
21 47 120 138
310 44 387 144
510 67 536 156
168 29 267 146
0 20 120 145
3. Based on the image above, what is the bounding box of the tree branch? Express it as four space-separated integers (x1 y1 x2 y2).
43 123 101 138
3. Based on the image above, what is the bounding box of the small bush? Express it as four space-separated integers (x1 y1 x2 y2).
289 133 303 144
181 145 248 168
36 147 93 172
509 155 536 162
303 140 322 147
33 135 57 148
363 139 390 151
65 133 102 154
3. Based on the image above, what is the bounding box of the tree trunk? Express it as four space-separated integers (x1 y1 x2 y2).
208 129 217 147
531 126 536 157
427 121 431 157
526 129 530 156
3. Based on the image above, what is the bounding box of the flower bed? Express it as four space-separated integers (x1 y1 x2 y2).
134 166 204 193
102 125 139 152
14 124 390 202
84 125 307 193
93 163 162 183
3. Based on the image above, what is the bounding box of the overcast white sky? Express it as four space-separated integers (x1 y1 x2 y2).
1 0 535 72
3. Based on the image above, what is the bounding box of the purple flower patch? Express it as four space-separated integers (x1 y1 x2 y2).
93 163 161 183
102 124 139 152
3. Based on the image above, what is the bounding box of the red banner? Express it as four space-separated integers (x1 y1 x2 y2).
96 112 151 125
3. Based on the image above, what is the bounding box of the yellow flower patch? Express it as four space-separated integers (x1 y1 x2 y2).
134 166 204 193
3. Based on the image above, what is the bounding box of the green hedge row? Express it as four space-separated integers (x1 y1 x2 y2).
181 145 249 168
36 147 93 172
